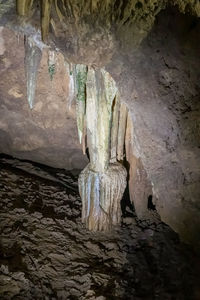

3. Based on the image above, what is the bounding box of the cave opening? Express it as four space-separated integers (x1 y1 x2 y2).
0 1 200 299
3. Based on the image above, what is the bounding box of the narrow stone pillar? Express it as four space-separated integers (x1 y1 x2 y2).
78 67 127 231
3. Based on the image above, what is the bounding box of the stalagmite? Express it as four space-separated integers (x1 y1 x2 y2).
24 36 42 109
78 67 127 231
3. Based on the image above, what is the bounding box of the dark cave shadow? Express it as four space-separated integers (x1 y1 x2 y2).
120 183 135 218
120 160 135 218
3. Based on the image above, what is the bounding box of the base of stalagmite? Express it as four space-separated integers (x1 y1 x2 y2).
78 162 127 231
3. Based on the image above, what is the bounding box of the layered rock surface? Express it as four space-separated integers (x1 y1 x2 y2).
0 1 200 248
0 156 199 299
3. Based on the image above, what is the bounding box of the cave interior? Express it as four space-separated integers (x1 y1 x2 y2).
0 0 200 299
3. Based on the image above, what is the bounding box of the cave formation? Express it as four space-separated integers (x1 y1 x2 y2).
77 67 127 231
0 0 200 299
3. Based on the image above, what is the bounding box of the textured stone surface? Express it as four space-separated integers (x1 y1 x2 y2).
77 67 127 231
0 1 200 248
113 9 200 249
0 27 88 170
125 112 153 219
79 162 127 231
0 156 200 300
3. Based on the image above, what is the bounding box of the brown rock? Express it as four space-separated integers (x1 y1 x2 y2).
0 27 88 170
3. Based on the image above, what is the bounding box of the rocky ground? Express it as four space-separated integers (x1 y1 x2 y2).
0 155 199 300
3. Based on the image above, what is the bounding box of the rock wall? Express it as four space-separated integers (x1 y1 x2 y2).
115 9 200 249
0 2 200 249
125 112 153 219
0 27 88 170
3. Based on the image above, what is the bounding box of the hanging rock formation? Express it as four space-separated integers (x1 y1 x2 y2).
24 33 129 231
24 35 42 109
75 64 87 146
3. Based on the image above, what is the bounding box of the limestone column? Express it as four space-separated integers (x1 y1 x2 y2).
78 67 127 231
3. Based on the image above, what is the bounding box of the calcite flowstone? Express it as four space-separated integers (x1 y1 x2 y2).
77 67 127 230
79 162 127 231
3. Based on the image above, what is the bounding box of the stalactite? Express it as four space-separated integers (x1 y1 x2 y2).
85 68 117 171
78 67 127 231
41 0 53 42
110 93 120 163
117 103 128 161
75 64 87 145
96 69 117 171
65 62 76 109
16 0 33 16
85 67 98 166
48 50 56 80
24 36 42 109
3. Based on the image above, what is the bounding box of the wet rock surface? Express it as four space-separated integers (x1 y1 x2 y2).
0 156 200 300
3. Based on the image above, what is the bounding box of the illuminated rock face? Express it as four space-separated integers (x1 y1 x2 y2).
25 35 42 109
77 67 127 230
79 162 127 230
24 46 127 230
2 0 200 246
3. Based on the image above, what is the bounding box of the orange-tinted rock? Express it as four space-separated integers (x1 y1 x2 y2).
0 27 88 170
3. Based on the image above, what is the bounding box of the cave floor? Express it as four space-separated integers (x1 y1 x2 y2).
0 156 199 300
